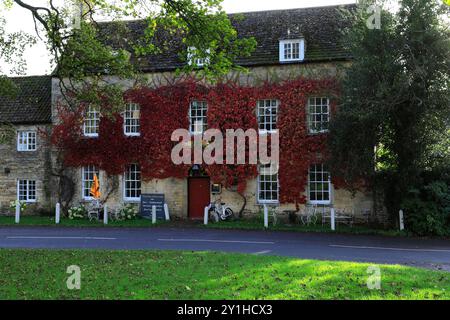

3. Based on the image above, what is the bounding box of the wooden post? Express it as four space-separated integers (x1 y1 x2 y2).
164 203 170 221
15 202 20 224
204 205 209 225
152 205 156 224
103 204 108 225
264 205 269 228
399 209 404 231
55 203 60 224
331 208 335 231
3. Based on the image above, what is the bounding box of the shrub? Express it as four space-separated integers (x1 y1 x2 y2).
9 200 27 213
403 181 450 236
68 205 87 220
118 204 138 220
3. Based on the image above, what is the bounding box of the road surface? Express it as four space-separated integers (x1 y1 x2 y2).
1 226 449 270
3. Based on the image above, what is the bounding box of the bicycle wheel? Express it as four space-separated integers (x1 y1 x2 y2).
224 208 234 221
309 214 318 225
300 215 308 225
210 211 220 223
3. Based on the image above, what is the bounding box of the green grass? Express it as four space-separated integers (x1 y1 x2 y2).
0 249 448 300
202 218 408 237
0 215 168 228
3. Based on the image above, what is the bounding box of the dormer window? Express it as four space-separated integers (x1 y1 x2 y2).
187 47 210 67
17 131 37 151
279 39 305 62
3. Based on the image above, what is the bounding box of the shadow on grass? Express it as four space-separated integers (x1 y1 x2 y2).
0 249 448 300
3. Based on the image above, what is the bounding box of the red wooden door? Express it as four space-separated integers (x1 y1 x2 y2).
188 177 210 220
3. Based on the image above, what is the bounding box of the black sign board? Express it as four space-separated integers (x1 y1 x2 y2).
140 194 165 220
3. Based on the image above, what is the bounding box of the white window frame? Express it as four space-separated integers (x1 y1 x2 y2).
279 39 305 62
123 103 140 136
307 97 330 134
257 99 279 134
187 47 210 67
17 131 37 151
308 164 331 205
257 164 279 204
189 100 208 135
123 164 141 202
17 179 37 203
83 105 100 137
81 165 99 200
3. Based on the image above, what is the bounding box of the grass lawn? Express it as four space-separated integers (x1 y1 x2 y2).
0 249 448 300
0 215 410 238
0 215 166 228
202 218 408 237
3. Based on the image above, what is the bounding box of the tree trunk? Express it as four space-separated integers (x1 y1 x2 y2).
238 192 247 219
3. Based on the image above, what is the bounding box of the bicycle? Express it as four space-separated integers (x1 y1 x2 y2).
300 205 318 225
209 199 234 222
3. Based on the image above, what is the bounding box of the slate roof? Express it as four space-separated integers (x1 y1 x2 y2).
98 4 354 73
0 76 52 124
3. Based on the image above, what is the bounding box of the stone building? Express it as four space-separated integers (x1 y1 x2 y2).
51 5 377 222
0 5 378 222
0 76 53 214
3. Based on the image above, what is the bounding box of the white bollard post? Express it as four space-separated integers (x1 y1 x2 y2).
103 204 108 225
331 208 335 231
164 203 170 221
15 202 20 224
264 205 269 228
152 205 157 224
55 203 60 224
399 209 404 231
204 205 209 225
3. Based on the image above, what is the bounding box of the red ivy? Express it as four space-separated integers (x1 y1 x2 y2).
52 77 339 205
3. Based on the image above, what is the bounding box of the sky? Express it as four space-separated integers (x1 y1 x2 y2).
1 0 356 76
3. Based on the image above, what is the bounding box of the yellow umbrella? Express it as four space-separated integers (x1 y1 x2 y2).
90 174 101 199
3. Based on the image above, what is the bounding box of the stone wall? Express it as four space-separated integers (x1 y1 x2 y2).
70 169 188 218
68 169 374 222
0 124 52 215
52 62 381 222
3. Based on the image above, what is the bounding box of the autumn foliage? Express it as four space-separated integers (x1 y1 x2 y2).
52 78 339 205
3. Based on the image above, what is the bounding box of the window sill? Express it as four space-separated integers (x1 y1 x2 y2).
19 200 37 203
307 130 329 136
279 59 304 63
257 200 279 205
258 130 278 135
308 201 331 206
83 134 99 138
189 132 204 136
124 133 141 137
124 198 141 203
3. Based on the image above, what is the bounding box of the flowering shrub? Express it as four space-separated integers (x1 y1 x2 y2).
68 205 87 220
118 204 138 220
52 78 339 207
9 200 27 212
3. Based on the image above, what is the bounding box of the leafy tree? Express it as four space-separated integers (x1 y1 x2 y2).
0 10 35 97
0 0 256 212
0 9 35 143
329 0 450 224
1 0 256 111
